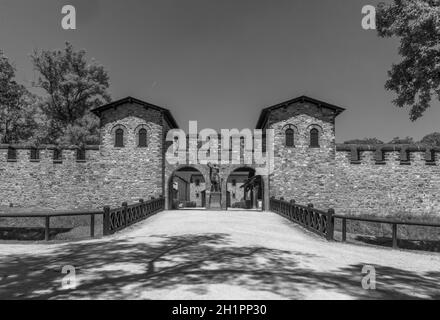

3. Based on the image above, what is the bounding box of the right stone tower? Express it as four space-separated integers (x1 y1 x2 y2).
256 95 345 208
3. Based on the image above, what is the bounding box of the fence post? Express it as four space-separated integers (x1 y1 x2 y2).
279 198 284 215
159 195 164 210
90 213 95 238
392 223 398 249
45 215 50 241
326 209 335 241
342 217 347 242
122 202 128 227
103 206 110 236
290 200 296 221
307 204 314 226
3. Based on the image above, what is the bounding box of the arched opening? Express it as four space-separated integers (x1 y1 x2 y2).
168 167 206 210
285 128 294 147
115 128 124 147
310 128 320 148
138 128 148 147
226 167 264 211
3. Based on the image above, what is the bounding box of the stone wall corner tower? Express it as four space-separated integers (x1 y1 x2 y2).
256 95 345 207
91 96 178 206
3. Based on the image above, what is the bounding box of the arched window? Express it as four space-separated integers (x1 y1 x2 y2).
285 128 294 147
115 128 124 147
138 128 147 147
310 128 320 148
283 124 297 148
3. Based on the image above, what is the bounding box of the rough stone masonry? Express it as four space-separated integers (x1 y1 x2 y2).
1 95 439 218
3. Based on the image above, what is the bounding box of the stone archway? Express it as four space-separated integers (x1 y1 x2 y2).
223 166 265 211
165 164 210 210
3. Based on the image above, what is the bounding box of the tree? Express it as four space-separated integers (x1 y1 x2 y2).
31 42 110 146
0 50 39 144
388 136 415 144
343 138 384 144
377 0 440 121
420 132 440 146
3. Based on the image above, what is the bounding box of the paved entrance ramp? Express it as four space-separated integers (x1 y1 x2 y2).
0 210 439 299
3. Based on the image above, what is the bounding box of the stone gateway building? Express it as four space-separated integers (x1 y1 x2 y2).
1 95 440 217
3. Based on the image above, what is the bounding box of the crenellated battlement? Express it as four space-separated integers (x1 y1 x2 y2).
2 94 440 217
336 144 439 166
0 144 100 163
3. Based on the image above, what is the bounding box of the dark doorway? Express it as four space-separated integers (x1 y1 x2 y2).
169 167 206 209
226 167 264 210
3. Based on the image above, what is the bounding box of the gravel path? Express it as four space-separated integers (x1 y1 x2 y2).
0 210 439 300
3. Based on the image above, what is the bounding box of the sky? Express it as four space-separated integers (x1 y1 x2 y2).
0 0 439 143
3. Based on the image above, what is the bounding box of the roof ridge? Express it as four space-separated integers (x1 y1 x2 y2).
256 95 346 129
91 96 179 129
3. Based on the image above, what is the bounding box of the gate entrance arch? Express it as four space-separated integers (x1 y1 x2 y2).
225 167 264 210
167 166 208 210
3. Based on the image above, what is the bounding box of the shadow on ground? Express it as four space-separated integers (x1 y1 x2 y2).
0 233 439 299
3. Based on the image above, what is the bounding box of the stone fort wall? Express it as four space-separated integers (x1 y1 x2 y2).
1 96 440 218
268 101 337 212
0 103 166 210
262 100 440 218
333 146 440 217
0 146 103 210
2 144 440 217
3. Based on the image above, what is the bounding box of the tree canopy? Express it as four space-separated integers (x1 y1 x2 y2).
0 51 39 144
342 135 440 146
420 132 440 146
343 138 384 144
31 42 110 146
377 0 440 121
388 136 415 144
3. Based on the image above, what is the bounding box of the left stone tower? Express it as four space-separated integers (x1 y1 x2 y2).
91 97 178 207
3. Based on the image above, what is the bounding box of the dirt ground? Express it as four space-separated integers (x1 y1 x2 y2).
0 210 439 300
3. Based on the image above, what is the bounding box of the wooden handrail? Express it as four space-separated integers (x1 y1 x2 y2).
270 197 440 250
0 210 104 241
270 198 334 241
103 197 165 236
1 197 165 241
334 214 440 227
334 215 440 249
0 210 103 218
